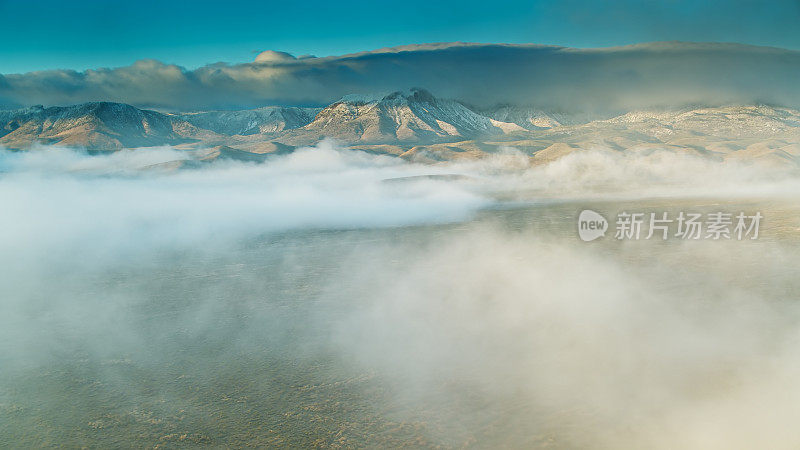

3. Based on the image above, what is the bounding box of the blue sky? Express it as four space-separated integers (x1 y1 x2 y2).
0 0 798 74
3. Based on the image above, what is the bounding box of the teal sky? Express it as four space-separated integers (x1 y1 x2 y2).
0 0 798 74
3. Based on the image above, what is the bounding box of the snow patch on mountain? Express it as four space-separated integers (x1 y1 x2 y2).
175 106 320 136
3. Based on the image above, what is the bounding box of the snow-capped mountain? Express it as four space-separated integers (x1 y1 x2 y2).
601 105 800 138
175 106 320 136
0 102 189 150
1 95 798 167
293 88 524 143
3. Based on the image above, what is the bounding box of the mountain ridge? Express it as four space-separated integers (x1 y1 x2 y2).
1 92 799 167
0 102 189 150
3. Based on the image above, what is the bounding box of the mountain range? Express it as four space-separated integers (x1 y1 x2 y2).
1 88 799 166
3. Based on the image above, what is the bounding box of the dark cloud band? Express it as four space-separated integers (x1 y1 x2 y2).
1 42 799 113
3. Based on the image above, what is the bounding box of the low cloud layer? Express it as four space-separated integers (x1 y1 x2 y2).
0 142 488 269
1 141 797 285
2 42 800 112
2 143 800 447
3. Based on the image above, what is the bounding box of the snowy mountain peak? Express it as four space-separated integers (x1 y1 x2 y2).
381 88 438 105
303 88 519 143
336 88 438 107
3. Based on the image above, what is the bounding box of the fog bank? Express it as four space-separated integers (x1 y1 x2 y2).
2 143 800 447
